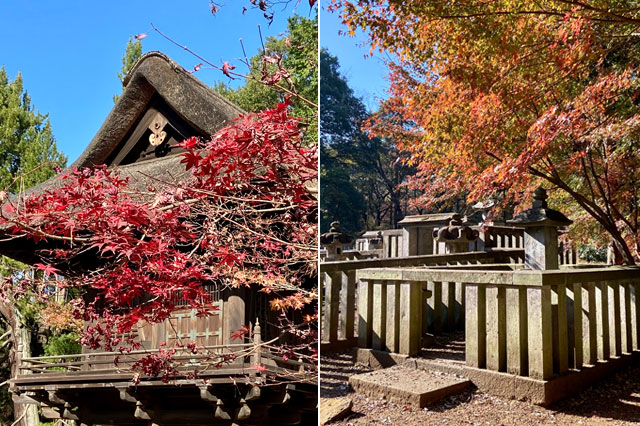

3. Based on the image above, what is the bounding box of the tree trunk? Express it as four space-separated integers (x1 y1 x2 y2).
604 226 635 265
608 238 632 265
539 173 637 266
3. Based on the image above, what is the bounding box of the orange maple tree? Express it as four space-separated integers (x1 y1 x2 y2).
331 0 640 264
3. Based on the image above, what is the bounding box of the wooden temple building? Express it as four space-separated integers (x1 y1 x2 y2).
0 52 317 425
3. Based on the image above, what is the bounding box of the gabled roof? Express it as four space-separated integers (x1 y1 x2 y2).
0 52 245 264
73 51 244 169
10 52 245 200
0 52 317 265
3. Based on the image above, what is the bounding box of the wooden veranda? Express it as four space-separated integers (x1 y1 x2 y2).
12 332 317 425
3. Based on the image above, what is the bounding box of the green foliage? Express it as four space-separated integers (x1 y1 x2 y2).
320 144 365 234
578 244 608 263
320 49 417 234
15 296 42 330
43 332 81 356
214 14 317 144
113 37 143 103
0 67 67 193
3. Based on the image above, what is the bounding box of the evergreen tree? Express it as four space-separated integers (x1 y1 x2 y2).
113 37 143 103
320 50 417 234
214 14 317 144
0 67 66 193
0 67 67 425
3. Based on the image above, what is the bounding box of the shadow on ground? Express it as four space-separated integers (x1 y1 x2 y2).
551 361 640 424
321 334 640 425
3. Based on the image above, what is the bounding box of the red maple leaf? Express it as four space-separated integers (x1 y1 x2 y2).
178 136 199 150
222 62 236 79
180 151 201 170
34 263 60 277
231 325 250 341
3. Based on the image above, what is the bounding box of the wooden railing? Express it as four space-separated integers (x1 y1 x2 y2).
18 326 316 384
559 241 578 265
356 265 640 381
20 343 251 374
320 249 524 349
340 250 380 261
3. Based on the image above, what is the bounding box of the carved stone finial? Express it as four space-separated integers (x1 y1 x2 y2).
320 221 353 247
532 187 548 209
433 217 480 255
508 187 571 228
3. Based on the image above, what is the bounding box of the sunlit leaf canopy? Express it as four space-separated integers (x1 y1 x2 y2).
331 0 640 263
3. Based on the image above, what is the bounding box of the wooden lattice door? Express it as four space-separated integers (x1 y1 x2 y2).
165 300 224 348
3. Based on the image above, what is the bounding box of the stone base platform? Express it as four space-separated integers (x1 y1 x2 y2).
356 348 640 406
349 365 471 408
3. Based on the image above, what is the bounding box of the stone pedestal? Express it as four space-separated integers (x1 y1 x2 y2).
523 226 560 270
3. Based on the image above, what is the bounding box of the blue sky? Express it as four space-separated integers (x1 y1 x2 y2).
319 4 388 112
0 1 309 164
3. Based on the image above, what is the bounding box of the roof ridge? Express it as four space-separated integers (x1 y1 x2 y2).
123 51 246 115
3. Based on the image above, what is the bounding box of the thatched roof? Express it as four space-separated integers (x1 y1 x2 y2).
13 52 244 200
73 51 244 169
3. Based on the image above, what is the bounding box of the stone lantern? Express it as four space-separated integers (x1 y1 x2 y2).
320 221 353 261
507 187 572 270
433 216 480 253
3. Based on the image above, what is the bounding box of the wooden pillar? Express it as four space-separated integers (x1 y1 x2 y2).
432 281 443 334
486 286 506 372
324 271 341 343
572 282 583 369
582 282 598 365
372 281 387 350
386 282 400 353
609 282 621 357
343 271 357 341
551 283 568 375
623 281 632 353
223 288 245 345
632 281 640 351
399 281 421 356
596 281 610 360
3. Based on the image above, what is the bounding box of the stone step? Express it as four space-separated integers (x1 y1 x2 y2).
349 364 471 408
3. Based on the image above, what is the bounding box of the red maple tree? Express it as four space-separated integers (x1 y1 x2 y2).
0 100 318 380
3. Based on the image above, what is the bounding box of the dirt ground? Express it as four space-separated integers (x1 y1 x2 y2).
321 347 640 426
